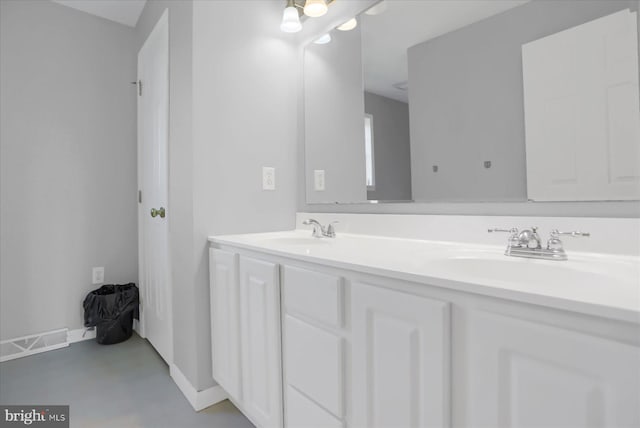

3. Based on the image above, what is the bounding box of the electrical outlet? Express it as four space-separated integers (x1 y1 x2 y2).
262 167 275 190
92 267 104 284
314 170 325 191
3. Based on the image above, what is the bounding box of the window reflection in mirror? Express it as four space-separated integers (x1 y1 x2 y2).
364 114 375 191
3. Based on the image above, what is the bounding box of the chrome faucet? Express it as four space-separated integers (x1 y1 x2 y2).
518 226 542 249
303 219 338 238
489 227 589 261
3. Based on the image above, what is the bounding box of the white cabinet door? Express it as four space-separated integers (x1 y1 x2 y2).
523 9 640 201
239 257 283 428
466 311 640 427
209 248 241 401
351 282 450 428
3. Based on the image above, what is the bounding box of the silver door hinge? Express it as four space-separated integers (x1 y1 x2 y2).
131 80 142 96
138 190 142 204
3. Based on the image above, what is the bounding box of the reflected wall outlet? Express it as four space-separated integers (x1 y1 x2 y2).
92 267 104 284
262 167 275 190
314 170 325 191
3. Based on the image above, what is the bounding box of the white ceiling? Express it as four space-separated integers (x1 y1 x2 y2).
361 0 530 102
51 0 147 27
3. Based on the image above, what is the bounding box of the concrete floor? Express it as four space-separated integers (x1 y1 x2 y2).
0 333 254 428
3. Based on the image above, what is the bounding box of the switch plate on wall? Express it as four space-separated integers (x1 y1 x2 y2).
92 267 104 284
263 167 275 190
314 170 325 191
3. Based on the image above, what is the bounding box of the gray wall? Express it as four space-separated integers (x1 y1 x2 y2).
299 0 640 217
191 0 299 388
364 92 412 201
304 26 367 203
408 0 640 203
0 0 137 341
192 0 298 390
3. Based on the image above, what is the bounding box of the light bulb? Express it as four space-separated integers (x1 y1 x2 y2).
337 17 357 31
304 0 328 18
280 6 302 33
314 33 331 44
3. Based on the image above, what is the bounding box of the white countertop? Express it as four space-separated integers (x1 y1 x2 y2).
208 230 640 324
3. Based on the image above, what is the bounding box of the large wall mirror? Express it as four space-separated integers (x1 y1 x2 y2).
303 0 640 204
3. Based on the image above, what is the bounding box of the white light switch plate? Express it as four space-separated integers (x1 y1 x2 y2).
92 267 104 284
314 170 325 191
263 167 275 190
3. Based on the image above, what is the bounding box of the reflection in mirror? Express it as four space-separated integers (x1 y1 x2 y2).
304 25 366 204
304 0 640 204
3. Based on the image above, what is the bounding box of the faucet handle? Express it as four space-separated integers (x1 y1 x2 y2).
551 229 590 238
325 221 339 238
547 230 589 251
489 227 520 247
488 227 518 234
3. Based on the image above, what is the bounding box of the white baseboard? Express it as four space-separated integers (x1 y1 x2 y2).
67 328 96 344
170 363 228 411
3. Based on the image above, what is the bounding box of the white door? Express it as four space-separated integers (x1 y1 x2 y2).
522 9 640 201
351 282 450 428
137 10 172 364
239 256 283 428
209 248 242 401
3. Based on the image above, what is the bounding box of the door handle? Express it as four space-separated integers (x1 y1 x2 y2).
150 207 166 218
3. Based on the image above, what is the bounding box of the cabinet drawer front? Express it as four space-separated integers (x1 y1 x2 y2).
283 266 343 328
285 315 344 418
286 386 344 428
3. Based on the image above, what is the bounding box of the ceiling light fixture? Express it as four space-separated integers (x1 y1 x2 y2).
314 33 332 44
304 0 328 18
337 17 357 31
280 0 302 33
279 0 335 34
365 1 386 16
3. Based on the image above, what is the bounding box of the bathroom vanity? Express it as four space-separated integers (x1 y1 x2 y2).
209 2 640 425
209 214 640 428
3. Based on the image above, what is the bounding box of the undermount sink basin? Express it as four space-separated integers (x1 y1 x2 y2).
428 257 635 286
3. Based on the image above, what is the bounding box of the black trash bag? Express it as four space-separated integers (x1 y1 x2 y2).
83 283 139 345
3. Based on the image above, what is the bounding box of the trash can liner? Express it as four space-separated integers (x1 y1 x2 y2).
83 283 139 328
83 283 139 345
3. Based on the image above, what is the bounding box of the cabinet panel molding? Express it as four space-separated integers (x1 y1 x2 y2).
239 257 283 428
466 310 640 427
209 248 241 400
351 282 450 428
